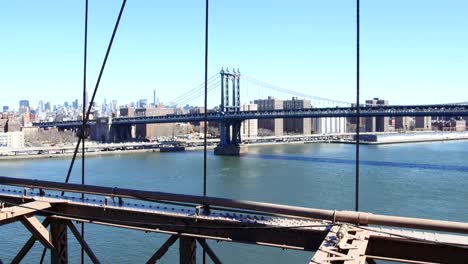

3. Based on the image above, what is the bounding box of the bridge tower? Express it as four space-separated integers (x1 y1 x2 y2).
214 68 247 155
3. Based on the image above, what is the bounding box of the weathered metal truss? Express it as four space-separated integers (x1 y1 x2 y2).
1 176 468 263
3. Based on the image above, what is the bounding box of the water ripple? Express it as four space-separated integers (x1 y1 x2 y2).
245 153 468 173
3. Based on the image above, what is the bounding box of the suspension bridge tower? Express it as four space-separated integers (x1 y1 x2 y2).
214 68 247 155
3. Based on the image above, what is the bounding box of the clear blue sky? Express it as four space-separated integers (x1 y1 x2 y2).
0 1 466 110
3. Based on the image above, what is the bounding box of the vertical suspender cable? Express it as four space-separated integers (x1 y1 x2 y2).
81 0 88 263
62 0 127 191
203 0 209 263
203 0 209 198
355 0 361 212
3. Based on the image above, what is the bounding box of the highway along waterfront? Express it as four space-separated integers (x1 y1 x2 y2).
1 141 467 263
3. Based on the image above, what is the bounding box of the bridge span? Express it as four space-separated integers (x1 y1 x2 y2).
1 176 468 263
33 104 468 129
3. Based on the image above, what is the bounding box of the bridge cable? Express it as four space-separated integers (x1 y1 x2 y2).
176 81 220 107
80 0 88 263
62 0 127 192
167 74 217 105
203 0 209 263
241 75 352 105
175 80 220 106
355 0 360 212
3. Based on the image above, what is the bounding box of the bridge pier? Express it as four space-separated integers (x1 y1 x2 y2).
215 120 247 156
214 68 247 156
90 117 136 143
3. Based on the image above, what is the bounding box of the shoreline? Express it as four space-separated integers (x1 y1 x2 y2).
332 137 468 145
1 135 468 161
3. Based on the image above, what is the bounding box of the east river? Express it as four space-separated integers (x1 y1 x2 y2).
1 141 468 263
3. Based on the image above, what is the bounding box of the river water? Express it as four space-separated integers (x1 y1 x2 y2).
1 141 468 263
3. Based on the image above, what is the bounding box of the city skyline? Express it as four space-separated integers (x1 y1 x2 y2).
1 1 467 108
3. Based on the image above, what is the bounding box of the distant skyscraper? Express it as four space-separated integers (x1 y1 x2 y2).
19 100 30 114
38 100 44 112
19 100 29 108
45 102 51 112
138 99 148 108
153 89 156 106
72 99 78 110
2 106 9 113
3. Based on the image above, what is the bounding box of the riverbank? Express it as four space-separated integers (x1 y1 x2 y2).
1 132 468 160
335 131 468 145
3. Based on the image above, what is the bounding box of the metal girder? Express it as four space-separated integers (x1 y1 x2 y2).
4 176 468 235
145 235 179 264
0 201 51 224
54 202 324 250
197 238 222 264
12 218 51 264
180 236 197 264
3 192 468 263
366 235 468 263
66 221 101 264
20 215 54 249
311 225 369 264
51 220 68 264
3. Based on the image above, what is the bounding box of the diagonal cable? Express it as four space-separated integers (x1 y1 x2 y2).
62 0 128 190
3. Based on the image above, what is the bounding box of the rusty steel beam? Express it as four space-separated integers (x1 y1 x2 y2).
12 218 51 264
51 202 325 250
3 176 468 234
145 235 179 264
197 239 222 264
20 215 54 249
0 196 467 263
66 221 101 264
0 200 51 224
366 235 468 263
51 220 68 264
180 236 197 264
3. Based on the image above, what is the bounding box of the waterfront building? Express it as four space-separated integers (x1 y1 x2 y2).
395 117 413 131
449 120 466 131
120 106 136 117
241 104 258 139
0 131 25 149
283 97 311 135
254 96 283 136
365 98 390 132
135 106 176 140
415 116 432 130
312 117 347 134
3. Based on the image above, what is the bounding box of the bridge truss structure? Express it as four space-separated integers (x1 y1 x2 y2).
2 176 468 264
33 104 468 129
